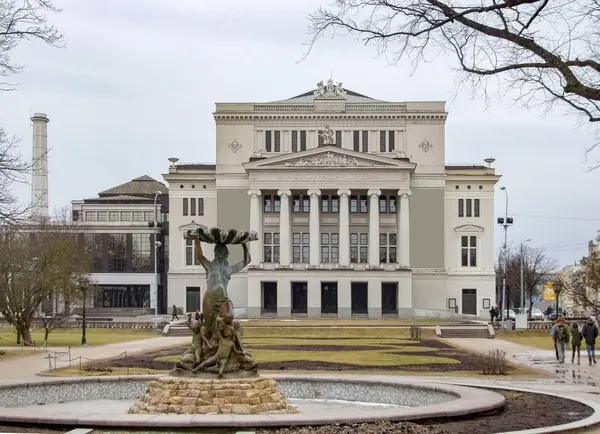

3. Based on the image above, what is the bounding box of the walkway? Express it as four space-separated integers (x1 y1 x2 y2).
0 336 188 381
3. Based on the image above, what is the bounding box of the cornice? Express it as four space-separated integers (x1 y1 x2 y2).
214 113 447 125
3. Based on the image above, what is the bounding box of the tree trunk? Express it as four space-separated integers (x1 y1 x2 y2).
15 328 21 345
43 328 50 344
22 326 32 345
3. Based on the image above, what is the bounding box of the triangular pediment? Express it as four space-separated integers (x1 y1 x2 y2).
454 224 485 233
243 147 416 170
179 221 203 231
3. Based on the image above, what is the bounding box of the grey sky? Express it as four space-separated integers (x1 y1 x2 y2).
1 0 598 267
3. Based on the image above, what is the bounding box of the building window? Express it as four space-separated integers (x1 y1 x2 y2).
362 131 369 152
190 198 197 216
379 195 397 213
132 233 152 272
109 211 119 221
85 211 97 221
292 131 298 152
323 195 339 213
185 238 200 266
292 232 310 263
466 199 472 217
144 211 154 221
331 195 339 213
120 211 131 221
458 199 464 217
274 131 281 152
97 211 107 221
107 233 127 272
321 233 339 264
293 195 309 213
380 131 386 152
335 130 342 147
458 199 480 218
350 232 368 263
263 232 280 263
265 131 272 152
379 131 395 152
132 211 143 221
197 198 204 216
461 236 477 267
388 131 395 151
474 199 480 217
300 131 307 151
183 198 189 216
321 195 329 213
351 195 367 213
353 131 360 151
380 233 397 263
264 194 280 213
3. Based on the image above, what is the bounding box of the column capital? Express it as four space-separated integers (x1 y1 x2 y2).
368 189 382 197
337 189 351 197
277 189 292 197
397 190 412 197
307 189 321 197
247 189 262 197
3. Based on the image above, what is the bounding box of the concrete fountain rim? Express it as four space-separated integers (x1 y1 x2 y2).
0 373 504 428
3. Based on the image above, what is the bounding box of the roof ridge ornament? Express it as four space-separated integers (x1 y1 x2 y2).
314 78 347 100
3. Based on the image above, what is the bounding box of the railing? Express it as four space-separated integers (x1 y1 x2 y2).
44 347 129 373
0 320 163 329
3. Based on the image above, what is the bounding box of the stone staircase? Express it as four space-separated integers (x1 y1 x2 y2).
438 325 495 339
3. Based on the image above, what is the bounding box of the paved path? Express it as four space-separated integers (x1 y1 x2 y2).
0 336 189 381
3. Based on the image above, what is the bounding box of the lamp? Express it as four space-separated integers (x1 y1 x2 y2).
554 281 563 319
78 278 89 346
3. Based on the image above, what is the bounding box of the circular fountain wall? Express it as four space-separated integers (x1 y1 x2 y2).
0 375 504 428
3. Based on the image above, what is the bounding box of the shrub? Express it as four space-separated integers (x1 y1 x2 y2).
480 349 509 375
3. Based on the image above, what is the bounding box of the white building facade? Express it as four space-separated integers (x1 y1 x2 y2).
165 80 500 318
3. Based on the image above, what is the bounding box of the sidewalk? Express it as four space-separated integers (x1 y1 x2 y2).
0 336 189 381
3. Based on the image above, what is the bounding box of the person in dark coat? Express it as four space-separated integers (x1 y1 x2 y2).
582 317 599 365
571 322 583 364
171 304 179 321
489 306 496 323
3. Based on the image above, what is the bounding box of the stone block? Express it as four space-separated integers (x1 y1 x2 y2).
244 389 260 397
260 395 272 404
212 397 225 405
270 392 283 402
168 396 184 405
187 389 200 397
182 397 197 405
167 404 182 413
219 404 233 413
248 397 262 405
156 404 168 412
196 405 219 414
181 405 196 414
231 404 252 414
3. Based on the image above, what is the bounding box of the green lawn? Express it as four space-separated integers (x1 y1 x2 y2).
0 328 158 347
241 318 458 327
496 329 555 350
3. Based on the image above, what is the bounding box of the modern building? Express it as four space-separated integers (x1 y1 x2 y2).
164 79 500 318
71 175 169 315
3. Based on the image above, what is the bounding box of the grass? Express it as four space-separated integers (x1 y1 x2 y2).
0 328 158 348
240 318 459 327
243 327 436 339
495 329 555 350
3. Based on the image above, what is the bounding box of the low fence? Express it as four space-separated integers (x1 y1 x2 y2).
43 347 130 373
0 320 166 330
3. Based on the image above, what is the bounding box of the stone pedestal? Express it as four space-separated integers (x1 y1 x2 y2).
129 375 297 415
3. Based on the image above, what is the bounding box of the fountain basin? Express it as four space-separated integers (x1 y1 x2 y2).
0 374 504 428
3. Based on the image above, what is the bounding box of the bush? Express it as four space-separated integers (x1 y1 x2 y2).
410 325 422 340
480 349 509 375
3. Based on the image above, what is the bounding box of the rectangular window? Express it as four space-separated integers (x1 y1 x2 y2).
97 211 107 221
273 196 280 213
293 195 300 213
107 233 127 272
458 199 464 217
380 131 386 152
362 131 369 152
302 196 309 213
183 198 189 216
263 195 280 213
350 196 358 213
331 195 339 213
379 197 388 213
321 195 329 213
120 211 131 221
109 211 119 221
263 232 280 263
466 199 472 217
265 131 272 152
85 211 97 221
321 232 339 263
190 198 197 216
274 131 281 152
353 131 360 151
474 199 480 217
143 211 154 221
379 233 397 263
292 131 298 152
293 195 309 213
132 211 143 221
388 131 395 151
389 196 396 213
335 130 342 147
264 196 272 213
350 232 368 263
359 195 368 213
185 238 200 266
292 232 310 263
300 131 307 151
461 236 477 267
132 233 152 272
198 198 204 216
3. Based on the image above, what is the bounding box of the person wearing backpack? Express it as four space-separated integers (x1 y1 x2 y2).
582 317 599 365
571 322 583 365
555 317 570 364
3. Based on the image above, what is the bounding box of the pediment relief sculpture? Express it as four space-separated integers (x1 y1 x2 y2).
282 152 386 168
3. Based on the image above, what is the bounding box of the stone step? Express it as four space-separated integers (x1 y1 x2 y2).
440 327 493 339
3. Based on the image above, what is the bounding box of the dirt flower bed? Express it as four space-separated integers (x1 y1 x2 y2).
257 421 447 434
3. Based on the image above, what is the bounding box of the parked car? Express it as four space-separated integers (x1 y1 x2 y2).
503 309 516 320
527 308 544 320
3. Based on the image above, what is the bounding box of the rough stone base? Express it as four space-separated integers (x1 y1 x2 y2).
128 375 298 415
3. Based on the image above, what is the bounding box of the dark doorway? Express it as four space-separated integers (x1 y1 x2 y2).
382 282 398 314
291 282 308 314
462 288 477 315
262 282 278 314
351 282 368 315
321 282 338 314
186 286 201 313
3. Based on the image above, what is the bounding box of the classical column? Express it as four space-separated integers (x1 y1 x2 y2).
398 190 411 267
368 189 381 267
308 189 321 266
247 190 262 266
337 189 351 266
278 189 292 266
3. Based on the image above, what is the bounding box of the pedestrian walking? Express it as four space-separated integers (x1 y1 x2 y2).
571 321 583 364
171 304 179 321
489 306 496 323
582 317 599 365
554 317 570 364
550 321 559 360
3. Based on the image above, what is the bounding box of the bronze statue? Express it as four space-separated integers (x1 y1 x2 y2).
172 226 258 377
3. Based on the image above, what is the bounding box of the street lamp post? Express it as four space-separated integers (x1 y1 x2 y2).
79 278 89 346
497 187 514 322
554 281 563 318
152 191 161 315
520 238 532 315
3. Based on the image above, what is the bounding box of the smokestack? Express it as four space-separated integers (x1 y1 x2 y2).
30 113 49 222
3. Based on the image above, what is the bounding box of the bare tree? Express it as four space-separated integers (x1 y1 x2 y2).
0 216 89 345
308 0 600 161
496 244 557 315
563 252 600 316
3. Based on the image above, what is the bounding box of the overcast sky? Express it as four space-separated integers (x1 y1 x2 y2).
1 0 599 267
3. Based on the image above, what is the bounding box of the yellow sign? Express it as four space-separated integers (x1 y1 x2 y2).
543 282 555 300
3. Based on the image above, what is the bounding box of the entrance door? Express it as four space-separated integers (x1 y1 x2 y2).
291 282 308 314
262 282 278 314
186 287 201 312
321 282 338 314
462 288 477 315
351 282 368 315
382 282 398 314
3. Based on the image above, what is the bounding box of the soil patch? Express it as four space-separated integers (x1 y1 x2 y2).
258 421 446 434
